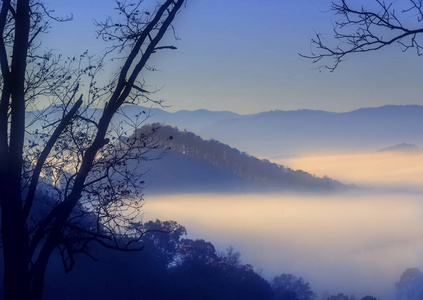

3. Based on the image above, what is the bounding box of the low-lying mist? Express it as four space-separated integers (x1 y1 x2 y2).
142 151 423 299
276 152 423 191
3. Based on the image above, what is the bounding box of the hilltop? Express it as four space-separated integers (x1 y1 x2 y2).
135 124 345 194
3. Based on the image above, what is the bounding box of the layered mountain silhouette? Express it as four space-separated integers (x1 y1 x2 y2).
29 104 423 157
115 104 423 157
136 124 344 194
27 104 423 193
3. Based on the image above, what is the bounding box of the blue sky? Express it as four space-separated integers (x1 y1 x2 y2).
43 0 423 114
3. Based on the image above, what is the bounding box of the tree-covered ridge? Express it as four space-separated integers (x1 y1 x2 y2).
136 124 345 191
41 219 389 300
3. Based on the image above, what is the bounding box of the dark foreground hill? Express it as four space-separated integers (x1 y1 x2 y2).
137 124 345 194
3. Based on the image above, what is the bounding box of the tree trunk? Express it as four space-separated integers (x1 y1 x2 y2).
0 1 186 299
29 246 55 300
1 0 31 299
1 191 31 300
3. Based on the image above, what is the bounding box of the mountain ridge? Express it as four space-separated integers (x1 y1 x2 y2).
137 124 346 194
28 104 423 157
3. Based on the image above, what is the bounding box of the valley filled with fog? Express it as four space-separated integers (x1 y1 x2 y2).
142 150 423 300
29 104 423 299
7 1 423 299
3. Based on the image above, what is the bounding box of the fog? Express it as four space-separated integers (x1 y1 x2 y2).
277 152 423 192
142 151 423 299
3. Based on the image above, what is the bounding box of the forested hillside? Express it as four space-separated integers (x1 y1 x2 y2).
135 124 345 193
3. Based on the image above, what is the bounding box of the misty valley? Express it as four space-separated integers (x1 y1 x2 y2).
27 104 423 300
5 1 423 300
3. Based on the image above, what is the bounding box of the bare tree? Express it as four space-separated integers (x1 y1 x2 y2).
302 0 423 71
0 0 186 299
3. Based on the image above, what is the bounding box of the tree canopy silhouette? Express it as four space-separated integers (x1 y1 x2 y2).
395 268 423 300
0 0 186 299
271 273 315 300
42 220 275 300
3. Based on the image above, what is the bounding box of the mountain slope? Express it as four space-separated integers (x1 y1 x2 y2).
137 125 345 194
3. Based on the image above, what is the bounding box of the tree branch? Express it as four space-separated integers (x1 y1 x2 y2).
24 95 83 220
302 0 423 71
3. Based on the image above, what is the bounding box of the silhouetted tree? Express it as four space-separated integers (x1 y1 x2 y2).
39 220 275 300
395 268 423 300
302 0 423 71
43 219 185 300
168 241 272 300
272 273 316 300
0 1 186 299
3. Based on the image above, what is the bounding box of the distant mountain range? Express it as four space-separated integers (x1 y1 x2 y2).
137 125 345 194
113 104 423 157
376 143 421 153
28 104 423 157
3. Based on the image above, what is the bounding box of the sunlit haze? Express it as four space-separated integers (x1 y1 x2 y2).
278 152 423 190
142 151 423 300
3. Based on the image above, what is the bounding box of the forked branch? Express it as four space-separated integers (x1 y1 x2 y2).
301 0 423 71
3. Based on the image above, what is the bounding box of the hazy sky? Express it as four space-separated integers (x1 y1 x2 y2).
44 0 423 114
